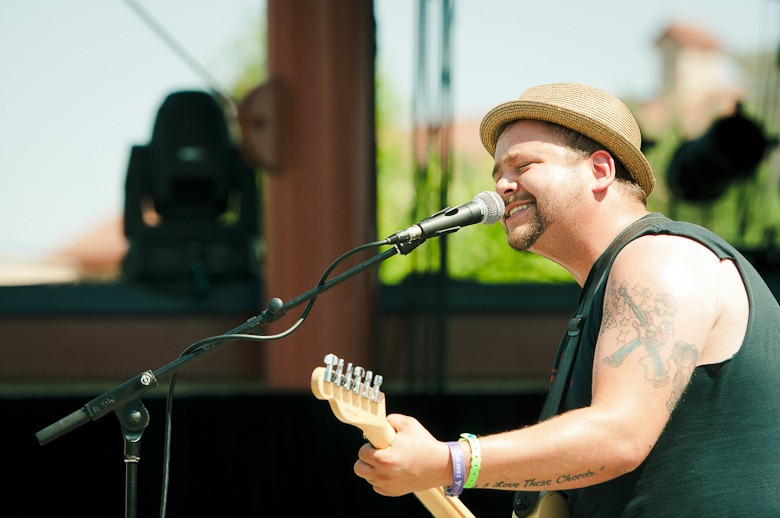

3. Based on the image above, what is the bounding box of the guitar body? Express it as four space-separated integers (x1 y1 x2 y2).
511 491 570 518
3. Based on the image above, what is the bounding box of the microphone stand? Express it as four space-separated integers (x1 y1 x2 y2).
34 239 425 518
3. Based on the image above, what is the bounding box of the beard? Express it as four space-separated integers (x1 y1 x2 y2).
506 202 549 251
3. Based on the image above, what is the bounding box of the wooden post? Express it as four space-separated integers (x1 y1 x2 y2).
262 0 377 390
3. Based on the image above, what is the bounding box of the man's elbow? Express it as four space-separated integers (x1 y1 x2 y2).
608 436 654 476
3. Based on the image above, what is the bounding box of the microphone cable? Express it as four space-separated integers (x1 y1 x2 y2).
158 238 389 517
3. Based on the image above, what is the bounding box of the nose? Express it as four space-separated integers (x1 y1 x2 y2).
495 170 519 198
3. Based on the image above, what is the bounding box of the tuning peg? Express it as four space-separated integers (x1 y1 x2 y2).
335 358 345 386
372 374 383 403
362 371 373 398
352 366 365 394
344 363 354 390
323 353 338 383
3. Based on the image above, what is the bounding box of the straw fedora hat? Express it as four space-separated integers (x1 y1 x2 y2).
479 82 655 197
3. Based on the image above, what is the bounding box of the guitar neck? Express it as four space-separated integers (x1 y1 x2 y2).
363 424 475 517
335 381 477 518
414 487 476 518
311 362 476 518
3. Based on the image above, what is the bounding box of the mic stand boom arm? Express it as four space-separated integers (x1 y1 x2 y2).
33 239 423 517
35 242 416 446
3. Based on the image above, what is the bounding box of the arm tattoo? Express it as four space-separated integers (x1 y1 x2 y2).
600 280 699 412
485 467 605 489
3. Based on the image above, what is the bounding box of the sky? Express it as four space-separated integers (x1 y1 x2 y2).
1 0 778 265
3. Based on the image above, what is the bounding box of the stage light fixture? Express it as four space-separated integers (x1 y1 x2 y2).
122 90 260 285
666 104 769 202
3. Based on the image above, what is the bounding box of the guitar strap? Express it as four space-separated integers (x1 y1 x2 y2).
512 213 669 518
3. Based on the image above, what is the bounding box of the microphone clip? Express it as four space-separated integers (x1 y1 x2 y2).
394 238 428 255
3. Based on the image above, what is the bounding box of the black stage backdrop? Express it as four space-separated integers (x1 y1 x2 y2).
4 393 545 517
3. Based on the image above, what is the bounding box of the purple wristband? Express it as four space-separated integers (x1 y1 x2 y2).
445 441 465 496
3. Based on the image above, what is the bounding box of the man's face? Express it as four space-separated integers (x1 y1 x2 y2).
492 120 587 252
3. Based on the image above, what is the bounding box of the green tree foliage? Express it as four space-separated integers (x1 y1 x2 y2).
374 72 573 285
230 18 780 286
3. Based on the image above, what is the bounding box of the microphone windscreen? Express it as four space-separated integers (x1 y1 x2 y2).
474 191 504 225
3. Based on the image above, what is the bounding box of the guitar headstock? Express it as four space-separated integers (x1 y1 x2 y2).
311 354 394 448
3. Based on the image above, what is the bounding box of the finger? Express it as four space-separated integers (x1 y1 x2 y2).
385 412 410 430
353 457 373 480
354 459 395 497
357 441 379 464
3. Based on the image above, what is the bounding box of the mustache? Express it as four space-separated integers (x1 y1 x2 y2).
500 193 536 221
504 193 536 206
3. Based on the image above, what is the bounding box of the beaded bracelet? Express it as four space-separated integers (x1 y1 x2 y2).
459 433 482 489
444 441 466 496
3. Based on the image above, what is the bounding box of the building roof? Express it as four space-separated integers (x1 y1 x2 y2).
656 22 720 51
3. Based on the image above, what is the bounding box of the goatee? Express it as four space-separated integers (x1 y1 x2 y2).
507 205 549 252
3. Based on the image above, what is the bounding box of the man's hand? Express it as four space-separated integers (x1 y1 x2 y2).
353 413 451 496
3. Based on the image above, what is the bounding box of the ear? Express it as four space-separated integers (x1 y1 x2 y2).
589 150 616 193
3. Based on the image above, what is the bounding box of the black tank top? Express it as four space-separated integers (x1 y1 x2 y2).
537 215 780 517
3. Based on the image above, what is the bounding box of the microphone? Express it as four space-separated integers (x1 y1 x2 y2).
386 191 504 245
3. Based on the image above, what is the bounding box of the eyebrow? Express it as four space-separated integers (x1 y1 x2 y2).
491 151 527 180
